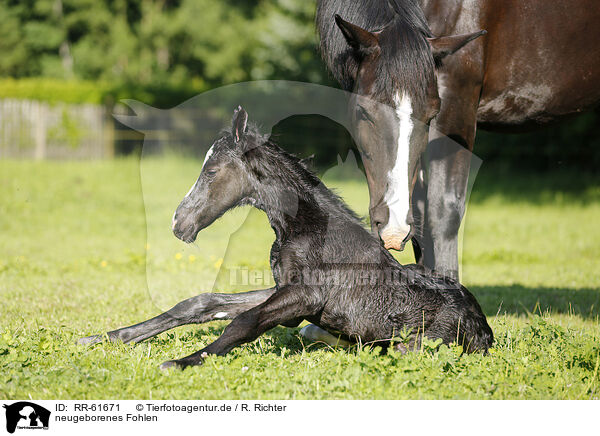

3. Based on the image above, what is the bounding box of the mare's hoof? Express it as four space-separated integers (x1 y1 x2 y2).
77 335 104 346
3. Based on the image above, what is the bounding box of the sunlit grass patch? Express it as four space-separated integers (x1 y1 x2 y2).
1 158 599 399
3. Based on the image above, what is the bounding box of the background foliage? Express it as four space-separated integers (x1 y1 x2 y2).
0 0 331 92
0 0 598 169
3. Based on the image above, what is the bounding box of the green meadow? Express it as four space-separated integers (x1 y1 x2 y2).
1 158 599 399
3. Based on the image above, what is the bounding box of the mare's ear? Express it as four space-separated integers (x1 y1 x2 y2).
334 14 379 55
232 106 248 143
428 30 487 64
299 154 315 171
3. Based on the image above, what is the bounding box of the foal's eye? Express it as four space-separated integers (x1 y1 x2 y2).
205 168 218 177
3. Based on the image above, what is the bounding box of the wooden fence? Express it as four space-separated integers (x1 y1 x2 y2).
0 98 217 160
0 99 119 159
0 96 355 162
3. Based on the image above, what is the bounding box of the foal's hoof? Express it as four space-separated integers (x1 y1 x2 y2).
77 335 104 346
159 360 182 371
160 357 204 371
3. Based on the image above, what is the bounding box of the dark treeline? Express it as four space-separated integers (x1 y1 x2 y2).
1 0 598 171
0 0 330 88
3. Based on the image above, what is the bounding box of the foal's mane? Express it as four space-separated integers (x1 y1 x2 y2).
317 0 434 104
238 125 363 225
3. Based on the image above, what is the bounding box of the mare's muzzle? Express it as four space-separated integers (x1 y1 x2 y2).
370 205 411 251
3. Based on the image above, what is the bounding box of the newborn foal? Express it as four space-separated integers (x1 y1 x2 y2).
80 106 493 369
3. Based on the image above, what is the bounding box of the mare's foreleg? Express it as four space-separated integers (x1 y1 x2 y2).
423 64 481 280
77 288 277 346
411 161 427 266
421 137 472 280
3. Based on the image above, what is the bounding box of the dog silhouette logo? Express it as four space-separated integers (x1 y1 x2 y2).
2 402 50 433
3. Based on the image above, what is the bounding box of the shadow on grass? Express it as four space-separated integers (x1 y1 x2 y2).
472 285 600 319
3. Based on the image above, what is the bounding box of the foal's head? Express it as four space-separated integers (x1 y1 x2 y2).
334 1 485 250
172 106 259 243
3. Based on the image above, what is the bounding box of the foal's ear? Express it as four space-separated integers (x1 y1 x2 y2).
335 14 379 55
232 106 248 143
427 30 487 64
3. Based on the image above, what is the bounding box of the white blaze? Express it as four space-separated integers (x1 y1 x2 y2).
171 210 177 230
183 144 215 199
381 92 413 245
174 144 215 231
201 144 215 170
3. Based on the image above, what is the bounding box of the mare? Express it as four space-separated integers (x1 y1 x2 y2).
316 0 600 278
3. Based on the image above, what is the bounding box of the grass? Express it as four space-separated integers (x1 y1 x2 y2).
1 157 599 399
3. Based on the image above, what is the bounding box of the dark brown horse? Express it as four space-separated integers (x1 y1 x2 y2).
316 0 600 278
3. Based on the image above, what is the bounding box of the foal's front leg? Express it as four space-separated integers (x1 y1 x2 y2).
78 288 277 346
161 286 321 369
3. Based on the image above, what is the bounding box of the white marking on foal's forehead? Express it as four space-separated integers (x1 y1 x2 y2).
382 92 414 235
184 143 216 199
201 143 216 170
184 179 197 198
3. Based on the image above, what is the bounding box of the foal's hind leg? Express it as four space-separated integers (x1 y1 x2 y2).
78 288 276 346
299 324 352 347
161 285 321 369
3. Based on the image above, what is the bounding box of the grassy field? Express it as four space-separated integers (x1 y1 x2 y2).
1 157 599 399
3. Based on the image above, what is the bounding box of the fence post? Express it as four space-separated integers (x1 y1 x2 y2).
103 105 115 158
34 101 47 160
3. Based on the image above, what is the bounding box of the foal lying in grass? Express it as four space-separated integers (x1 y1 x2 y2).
80 106 493 369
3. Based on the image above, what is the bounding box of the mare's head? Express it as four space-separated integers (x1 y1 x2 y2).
334 1 485 250
172 106 260 243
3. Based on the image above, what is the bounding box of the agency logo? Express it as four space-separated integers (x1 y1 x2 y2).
2 402 50 434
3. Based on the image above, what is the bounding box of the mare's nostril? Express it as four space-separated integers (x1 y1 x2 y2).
372 220 383 238
370 205 389 235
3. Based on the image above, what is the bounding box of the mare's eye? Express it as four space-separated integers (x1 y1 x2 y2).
205 168 217 177
356 106 373 123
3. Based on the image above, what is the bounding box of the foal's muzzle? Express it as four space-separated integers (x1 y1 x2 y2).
172 209 200 243
173 225 200 244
